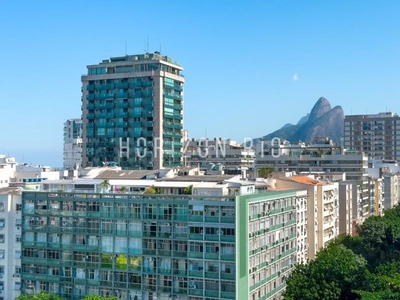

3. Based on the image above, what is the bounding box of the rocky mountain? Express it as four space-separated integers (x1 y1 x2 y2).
260 97 344 143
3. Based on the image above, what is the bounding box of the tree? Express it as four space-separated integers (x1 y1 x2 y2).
183 185 193 195
144 185 161 194
120 186 128 193
285 205 400 299
100 180 110 193
258 167 274 178
284 244 367 299
15 292 64 300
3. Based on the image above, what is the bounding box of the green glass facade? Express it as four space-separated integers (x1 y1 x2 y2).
21 190 296 300
81 53 184 170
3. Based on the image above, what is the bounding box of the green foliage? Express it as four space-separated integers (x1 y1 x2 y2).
99 179 110 192
119 186 128 193
183 185 193 195
15 292 64 300
144 185 161 194
284 244 366 300
284 204 400 300
258 167 275 178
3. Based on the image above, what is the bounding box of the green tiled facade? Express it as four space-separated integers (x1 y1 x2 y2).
81 53 184 170
21 190 296 300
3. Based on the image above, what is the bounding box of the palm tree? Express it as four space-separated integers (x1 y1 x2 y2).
100 179 111 193
183 185 193 195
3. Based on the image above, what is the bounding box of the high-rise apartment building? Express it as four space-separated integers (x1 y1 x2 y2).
63 119 83 170
81 52 184 170
344 112 400 161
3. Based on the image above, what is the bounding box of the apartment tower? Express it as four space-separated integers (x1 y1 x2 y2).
344 112 400 161
81 52 184 170
63 119 83 170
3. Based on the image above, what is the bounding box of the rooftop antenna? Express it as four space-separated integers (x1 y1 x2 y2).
159 43 162 54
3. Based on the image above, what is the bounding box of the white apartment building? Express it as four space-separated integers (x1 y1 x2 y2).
383 173 400 210
63 118 83 170
184 138 255 174
338 182 354 235
256 138 367 181
295 190 308 264
0 156 17 188
0 187 22 300
10 164 60 191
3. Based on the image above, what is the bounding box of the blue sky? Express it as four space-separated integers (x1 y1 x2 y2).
1 1 400 167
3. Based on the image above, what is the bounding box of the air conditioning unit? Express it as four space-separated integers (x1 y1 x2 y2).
166 223 170 227
13 274 20 277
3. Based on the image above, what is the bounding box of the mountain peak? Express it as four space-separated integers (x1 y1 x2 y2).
259 97 344 143
309 97 332 121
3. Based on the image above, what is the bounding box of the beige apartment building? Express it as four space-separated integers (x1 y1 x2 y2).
269 173 339 260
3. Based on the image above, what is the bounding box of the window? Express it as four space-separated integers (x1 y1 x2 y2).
16 235 22 243
16 219 22 227
0 235 4 243
16 204 22 211
14 282 21 290
0 250 4 259
0 220 4 228
15 250 21 259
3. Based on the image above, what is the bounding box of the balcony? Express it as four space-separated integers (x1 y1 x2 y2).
189 270 203 277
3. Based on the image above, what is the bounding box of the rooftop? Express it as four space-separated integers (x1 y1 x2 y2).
94 52 182 68
158 175 236 182
0 187 22 194
95 170 156 180
290 176 324 186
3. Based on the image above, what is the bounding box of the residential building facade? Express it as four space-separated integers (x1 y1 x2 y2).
64 119 83 170
81 52 184 170
256 139 371 222
0 155 17 188
273 174 339 260
344 112 400 161
20 178 297 300
0 187 22 300
184 138 255 175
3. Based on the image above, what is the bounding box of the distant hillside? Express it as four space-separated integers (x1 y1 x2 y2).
260 97 344 143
